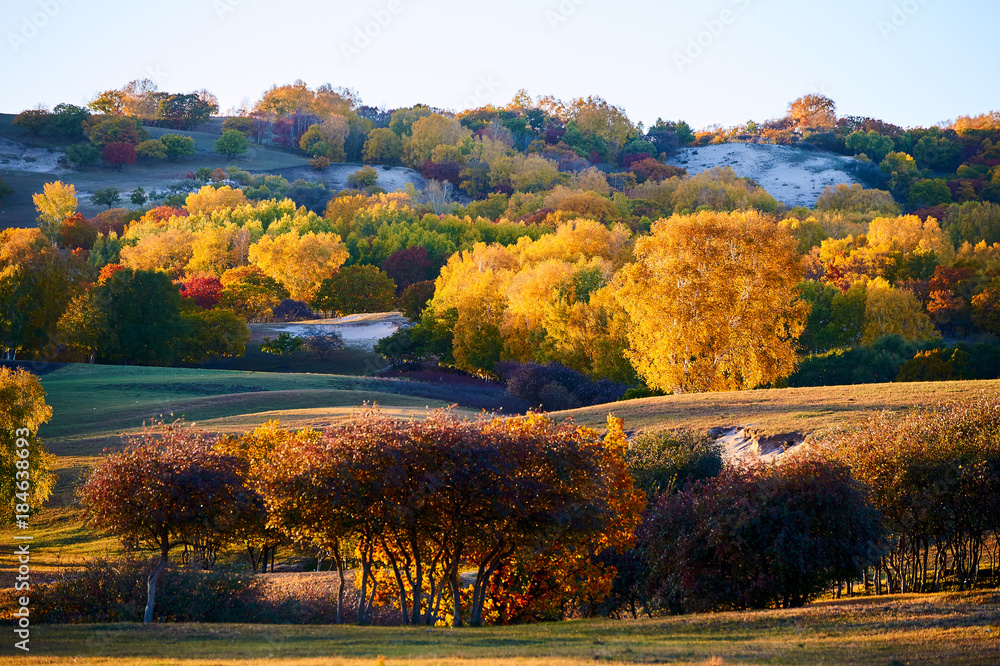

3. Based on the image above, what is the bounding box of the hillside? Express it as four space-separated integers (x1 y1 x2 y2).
557 378 1000 436
0 114 425 225
668 143 862 208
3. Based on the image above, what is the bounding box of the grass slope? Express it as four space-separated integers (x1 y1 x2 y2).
556 379 1000 436
10 591 1000 665
0 113 309 224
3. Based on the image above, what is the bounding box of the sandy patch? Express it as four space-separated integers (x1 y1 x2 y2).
250 312 409 349
0 137 67 174
668 143 861 208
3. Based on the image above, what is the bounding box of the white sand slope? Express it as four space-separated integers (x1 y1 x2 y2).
668 143 862 208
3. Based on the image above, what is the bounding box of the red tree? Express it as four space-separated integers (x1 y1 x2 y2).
97 263 127 284
180 276 223 308
381 246 433 292
103 142 137 170
59 213 98 250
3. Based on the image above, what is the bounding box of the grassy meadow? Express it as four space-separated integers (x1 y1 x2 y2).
2 361 999 663
4 591 1000 665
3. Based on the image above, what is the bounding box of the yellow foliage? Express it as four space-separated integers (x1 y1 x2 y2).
185 185 249 216
613 210 807 393
119 227 196 279
32 181 78 240
248 230 348 302
861 277 939 345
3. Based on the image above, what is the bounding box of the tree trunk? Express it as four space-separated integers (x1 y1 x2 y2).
144 547 170 624
334 544 345 625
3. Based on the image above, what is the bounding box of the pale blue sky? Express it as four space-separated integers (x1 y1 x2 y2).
3 0 997 129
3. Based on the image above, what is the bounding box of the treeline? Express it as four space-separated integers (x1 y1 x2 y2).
50 395 1000 624
78 412 642 625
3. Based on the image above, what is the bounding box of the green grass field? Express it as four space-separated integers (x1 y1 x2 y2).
5 591 1000 664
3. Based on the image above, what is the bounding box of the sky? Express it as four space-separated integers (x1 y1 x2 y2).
3 0 999 130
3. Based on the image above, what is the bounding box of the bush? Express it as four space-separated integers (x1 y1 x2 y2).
641 456 884 613
28 557 263 623
495 361 628 411
786 335 916 387
271 299 314 322
625 430 723 497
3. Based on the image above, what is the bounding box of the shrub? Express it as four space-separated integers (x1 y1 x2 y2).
28 557 264 623
641 455 884 613
625 429 723 497
271 299 314 322
495 361 628 411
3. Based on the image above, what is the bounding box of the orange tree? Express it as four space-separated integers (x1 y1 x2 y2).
259 411 642 627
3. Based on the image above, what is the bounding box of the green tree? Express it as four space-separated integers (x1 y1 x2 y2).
215 129 249 158
311 265 397 316
130 186 148 206
135 139 167 160
49 103 90 136
261 332 304 356
160 134 197 161
177 308 250 363
64 143 100 168
91 187 121 210
93 268 186 365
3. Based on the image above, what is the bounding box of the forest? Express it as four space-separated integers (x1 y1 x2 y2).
3 81 1000 398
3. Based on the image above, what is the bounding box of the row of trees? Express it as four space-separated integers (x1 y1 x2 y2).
80 412 643 625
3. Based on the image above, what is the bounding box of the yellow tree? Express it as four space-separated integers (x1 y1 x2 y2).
185 185 249 216
403 114 471 167
33 181 78 242
248 231 348 302
119 228 196 279
614 210 808 393
861 277 939 344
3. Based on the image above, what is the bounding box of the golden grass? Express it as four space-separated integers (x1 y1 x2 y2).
3 591 998 665
556 379 1000 436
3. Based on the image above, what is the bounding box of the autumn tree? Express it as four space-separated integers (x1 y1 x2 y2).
0 367 55 522
614 210 808 392
33 181 78 243
788 94 836 130
135 139 167 160
80 423 254 623
311 265 397 315
861 277 939 344
363 127 404 165
248 230 349 302
103 142 137 170
13 108 51 135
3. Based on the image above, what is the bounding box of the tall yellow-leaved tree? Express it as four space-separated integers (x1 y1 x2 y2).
248 231 348 302
613 210 808 393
